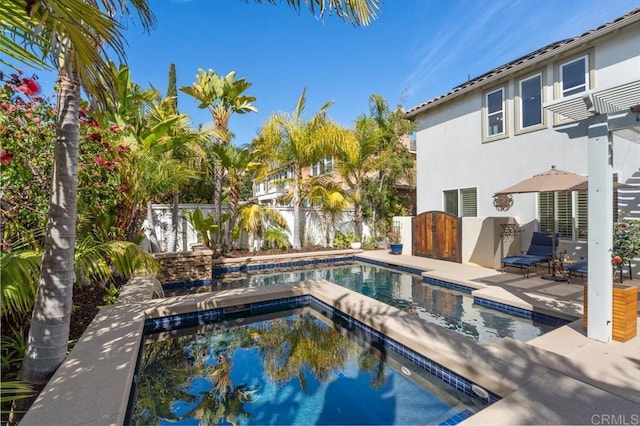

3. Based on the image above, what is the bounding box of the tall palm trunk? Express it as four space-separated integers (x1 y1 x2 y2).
225 177 239 250
212 159 223 247
168 191 179 251
21 71 80 386
354 187 363 240
292 171 302 250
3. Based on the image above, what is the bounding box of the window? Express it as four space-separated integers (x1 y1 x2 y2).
486 88 505 137
519 74 543 128
538 192 573 240
539 174 619 241
444 188 477 217
444 190 458 216
560 56 589 97
311 156 334 176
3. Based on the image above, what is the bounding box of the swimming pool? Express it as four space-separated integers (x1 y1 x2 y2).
165 261 561 343
128 301 495 425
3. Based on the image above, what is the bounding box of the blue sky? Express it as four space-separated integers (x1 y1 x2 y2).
15 0 640 146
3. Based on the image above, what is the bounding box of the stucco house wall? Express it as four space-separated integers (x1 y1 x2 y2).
409 9 640 265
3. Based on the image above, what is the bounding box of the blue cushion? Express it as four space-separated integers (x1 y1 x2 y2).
565 261 588 274
502 254 545 267
526 232 559 257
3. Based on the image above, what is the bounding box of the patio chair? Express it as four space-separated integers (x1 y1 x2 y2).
565 259 632 283
565 259 588 282
501 231 559 278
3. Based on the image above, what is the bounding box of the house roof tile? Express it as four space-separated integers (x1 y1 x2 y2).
405 7 640 119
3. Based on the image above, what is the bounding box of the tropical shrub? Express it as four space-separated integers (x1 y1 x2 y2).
184 208 220 249
333 231 357 249
262 228 290 251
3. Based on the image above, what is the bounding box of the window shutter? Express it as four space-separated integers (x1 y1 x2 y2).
460 188 477 217
444 190 458 216
556 192 572 239
538 192 553 232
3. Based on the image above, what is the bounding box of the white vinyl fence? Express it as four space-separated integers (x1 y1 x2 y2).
145 204 370 252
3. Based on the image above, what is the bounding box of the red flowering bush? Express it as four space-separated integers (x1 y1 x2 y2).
1 72 55 230
612 220 640 266
1 71 128 240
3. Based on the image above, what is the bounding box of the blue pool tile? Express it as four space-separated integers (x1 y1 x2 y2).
422 277 475 293
162 278 213 291
473 296 569 327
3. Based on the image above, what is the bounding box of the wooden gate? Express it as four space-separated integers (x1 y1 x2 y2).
412 211 461 262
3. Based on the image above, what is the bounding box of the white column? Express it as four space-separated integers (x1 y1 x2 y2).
587 115 613 342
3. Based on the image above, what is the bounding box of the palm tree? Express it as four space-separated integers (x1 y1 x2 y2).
180 70 257 248
252 88 355 249
336 115 380 240
106 63 208 242
236 202 287 251
288 176 349 247
211 144 260 250
7 1 156 393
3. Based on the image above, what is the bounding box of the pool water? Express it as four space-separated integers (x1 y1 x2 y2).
129 308 486 425
166 262 559 343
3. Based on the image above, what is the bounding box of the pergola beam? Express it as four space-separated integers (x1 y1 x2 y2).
586 116 613 342
544 79 640 343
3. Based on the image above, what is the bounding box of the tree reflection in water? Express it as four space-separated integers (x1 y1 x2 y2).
131 312 388 425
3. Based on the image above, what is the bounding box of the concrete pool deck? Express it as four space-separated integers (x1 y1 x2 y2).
20 249 640 425
357 250 640 425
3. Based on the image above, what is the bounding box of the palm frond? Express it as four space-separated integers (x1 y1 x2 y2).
5 0 156 113
251 0 379 26
0 250 41 319
0 381 35 408
0 1 51 70
74 237 159 285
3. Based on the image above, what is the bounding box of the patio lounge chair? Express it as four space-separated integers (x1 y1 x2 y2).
501 231 559 278
565 259 632 283
564 260 588 282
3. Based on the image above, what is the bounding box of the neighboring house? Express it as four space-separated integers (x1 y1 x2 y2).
405 7 640 262
253 140 417 215
253 157 337 206
254 164 295 206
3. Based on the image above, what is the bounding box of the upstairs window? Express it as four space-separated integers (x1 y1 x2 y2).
311 156 334 176
519 74 543 129
486 88 505 137
560 56 589 97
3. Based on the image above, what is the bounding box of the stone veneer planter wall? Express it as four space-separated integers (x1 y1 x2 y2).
154 249 214 284
154 248 362 285
212 249 359 278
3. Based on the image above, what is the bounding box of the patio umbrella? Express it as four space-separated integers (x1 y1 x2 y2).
494 166 637 279
494 165 587 280
565 180 637 191
493 165 587 196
